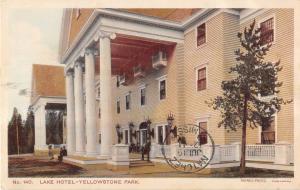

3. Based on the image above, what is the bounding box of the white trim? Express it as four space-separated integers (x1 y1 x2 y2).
62 8 242 67
184 9 239 35
122 128 130 145
157 75 167 101
155 74 167 81
76 9 81 20
194 63 208 92
240 9 268 24
125 92 131 111
139 86 146 107
257 13 276 45
116 98 120 114
31 96 66 111
155 123 168 144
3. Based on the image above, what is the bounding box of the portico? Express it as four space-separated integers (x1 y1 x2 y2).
62 10 182 159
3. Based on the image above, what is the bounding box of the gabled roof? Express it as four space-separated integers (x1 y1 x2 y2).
31 64 66 104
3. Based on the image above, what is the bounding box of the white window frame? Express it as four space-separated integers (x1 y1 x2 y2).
257 14 276 46
155 123 168 144
258 113 277 144
138 84 146 107
195 21 208 49
194 63 208 92
116 98 120 114
125 92 131 111
156 75 167 101
123 128 130 145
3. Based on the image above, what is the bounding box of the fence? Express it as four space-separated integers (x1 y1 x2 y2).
246 144 275 162
150 143 293 165
220 145 236 162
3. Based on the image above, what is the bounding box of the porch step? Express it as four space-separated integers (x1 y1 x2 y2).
130 160 154 167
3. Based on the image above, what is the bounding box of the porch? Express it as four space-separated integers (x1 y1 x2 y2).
150 143 293 171
62 142 293 172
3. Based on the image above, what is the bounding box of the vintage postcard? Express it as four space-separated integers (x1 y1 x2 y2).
1 0 300 189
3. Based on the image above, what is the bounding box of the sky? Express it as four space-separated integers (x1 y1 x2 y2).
2 8 63 122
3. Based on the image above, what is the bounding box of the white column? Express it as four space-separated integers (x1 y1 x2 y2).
34 103 47 150
66 70 76 154
74 61 85 155
84 48 98 156
99 33 116 157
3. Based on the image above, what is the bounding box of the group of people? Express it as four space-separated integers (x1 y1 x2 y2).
48 145 67 162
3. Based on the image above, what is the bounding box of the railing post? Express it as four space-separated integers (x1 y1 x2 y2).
274 141 291 165
232 142 241 162
107 144 129 171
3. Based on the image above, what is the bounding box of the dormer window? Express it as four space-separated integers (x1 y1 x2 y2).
197 23 206 47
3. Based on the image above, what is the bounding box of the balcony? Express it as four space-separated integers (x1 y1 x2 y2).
133 65 145 78
152 51 167 70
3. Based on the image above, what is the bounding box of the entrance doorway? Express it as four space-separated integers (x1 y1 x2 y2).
140 129 148 146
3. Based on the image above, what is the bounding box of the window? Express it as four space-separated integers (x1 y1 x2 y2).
260 17 274 45
124 130 129 144
197 67 207 91
159 80 166 100
116 76 120 87
197 23 206 46
140 129 148 146
97 87 100 99
117 100 120 114
198 122 208 145
157 126 164 145
261 116 275 144
125 94 131 110
156 125 170 145
140 88 146 106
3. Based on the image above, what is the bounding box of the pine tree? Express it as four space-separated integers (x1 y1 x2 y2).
24 108 35 153
8 108 23 154
208 20 291 176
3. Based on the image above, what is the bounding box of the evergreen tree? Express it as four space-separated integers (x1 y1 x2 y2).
208 20 291 176
8 108 23 154
24 108 35 153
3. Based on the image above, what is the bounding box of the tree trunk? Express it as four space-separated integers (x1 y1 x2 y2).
240 96 248 176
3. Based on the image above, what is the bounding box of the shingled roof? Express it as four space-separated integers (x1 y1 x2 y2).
31 64 66 104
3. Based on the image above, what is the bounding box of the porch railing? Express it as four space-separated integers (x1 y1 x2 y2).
220 144 236 162
246 144 275 162
150 143 293 166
